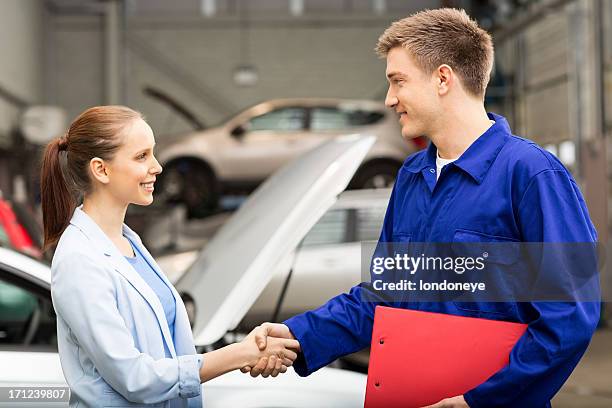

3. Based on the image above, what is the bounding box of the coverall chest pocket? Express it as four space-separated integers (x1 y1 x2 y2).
451 229 519 319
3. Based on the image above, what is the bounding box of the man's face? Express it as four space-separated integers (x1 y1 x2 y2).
384 47 439 140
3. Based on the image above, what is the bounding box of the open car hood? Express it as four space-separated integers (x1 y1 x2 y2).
175 134 376 345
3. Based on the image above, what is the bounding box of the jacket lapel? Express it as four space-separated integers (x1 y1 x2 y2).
70 206 177 358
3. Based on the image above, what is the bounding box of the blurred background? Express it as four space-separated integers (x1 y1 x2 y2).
0 0 611 407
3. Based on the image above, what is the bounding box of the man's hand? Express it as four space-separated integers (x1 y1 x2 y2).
238 326 300 378
422 395 469 408
241 323 300 377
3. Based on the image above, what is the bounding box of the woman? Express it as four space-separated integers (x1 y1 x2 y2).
41 106 299 407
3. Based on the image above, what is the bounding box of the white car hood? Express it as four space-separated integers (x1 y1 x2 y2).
176 134 376 346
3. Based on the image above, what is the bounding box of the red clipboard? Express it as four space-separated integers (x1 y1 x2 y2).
365 306 527 408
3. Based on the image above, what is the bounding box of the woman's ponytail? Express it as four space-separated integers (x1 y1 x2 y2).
40 134 75 252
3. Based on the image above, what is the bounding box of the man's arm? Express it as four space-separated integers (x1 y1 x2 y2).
464 169 601 408
248 283 390 376
284 283 384 376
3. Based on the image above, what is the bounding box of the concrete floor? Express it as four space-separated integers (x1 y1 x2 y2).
552 327 612 407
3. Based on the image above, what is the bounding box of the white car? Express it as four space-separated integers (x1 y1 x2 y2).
154 188 391 329
0 135 377 407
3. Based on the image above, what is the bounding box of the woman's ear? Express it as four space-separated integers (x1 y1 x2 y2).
89 157 110 184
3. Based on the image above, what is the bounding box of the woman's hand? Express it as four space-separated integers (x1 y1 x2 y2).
238 326 300 378
198 325 300 383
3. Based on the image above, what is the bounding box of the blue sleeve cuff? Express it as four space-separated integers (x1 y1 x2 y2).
284 317 317 377
177 354 202 398
463 390 479 408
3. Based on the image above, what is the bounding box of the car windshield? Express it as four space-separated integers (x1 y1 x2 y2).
0 268 57 349
311 107 385 131
213 102 385 129
300 203 387 247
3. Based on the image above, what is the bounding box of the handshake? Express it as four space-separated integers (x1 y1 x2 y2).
238 322 300 378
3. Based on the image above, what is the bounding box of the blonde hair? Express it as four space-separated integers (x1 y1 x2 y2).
376 8 494 97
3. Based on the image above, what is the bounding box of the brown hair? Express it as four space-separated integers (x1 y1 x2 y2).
40 105 143 251
375 8 494 97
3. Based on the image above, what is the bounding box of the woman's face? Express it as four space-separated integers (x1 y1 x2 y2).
104 118 163 206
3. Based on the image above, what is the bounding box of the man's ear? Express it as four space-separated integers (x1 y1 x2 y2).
435 64 454 96
89 157 110 184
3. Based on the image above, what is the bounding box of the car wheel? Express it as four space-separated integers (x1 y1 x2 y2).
157 160 218 218
349 162 400 189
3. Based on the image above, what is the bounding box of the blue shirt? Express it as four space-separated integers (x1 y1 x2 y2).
284 113 600 408
125 237 176 346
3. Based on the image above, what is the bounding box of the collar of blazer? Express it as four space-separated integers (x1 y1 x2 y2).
69 205 178 358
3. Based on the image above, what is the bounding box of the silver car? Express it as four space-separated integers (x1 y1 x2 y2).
154 97 422 217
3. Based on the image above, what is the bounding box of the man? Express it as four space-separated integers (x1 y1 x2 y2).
245 8 600 407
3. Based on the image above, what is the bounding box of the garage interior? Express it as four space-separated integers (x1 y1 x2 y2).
0 0 611 406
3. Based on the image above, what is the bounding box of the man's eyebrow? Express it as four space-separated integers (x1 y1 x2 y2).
386 71 406 80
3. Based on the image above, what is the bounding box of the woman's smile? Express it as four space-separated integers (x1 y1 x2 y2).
140 181 155 192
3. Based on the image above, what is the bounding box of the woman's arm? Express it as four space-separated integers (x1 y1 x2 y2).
200 330 300 382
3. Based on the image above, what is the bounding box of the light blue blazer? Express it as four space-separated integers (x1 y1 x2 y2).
51 206 203 407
